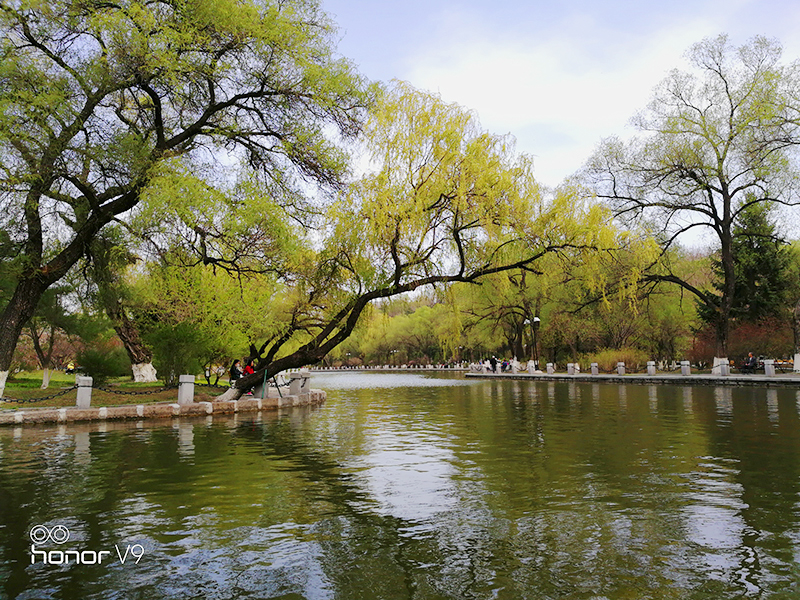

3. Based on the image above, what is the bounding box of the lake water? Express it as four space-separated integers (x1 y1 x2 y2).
1 372 800 599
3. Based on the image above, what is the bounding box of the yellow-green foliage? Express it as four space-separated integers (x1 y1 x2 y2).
130 261 288 363
584 347 651 373
326 82 623 297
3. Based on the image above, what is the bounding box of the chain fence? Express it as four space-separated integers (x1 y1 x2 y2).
1 386 78 405
2 372 305 406
94 384 178 397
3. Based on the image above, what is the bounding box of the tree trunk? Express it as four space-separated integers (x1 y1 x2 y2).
513 321 524 360
0 277 49 397
131 362 158 383
106 301 157 382
41 368 52 390
794 299 800 372
716 227 736 359
29 322 57 389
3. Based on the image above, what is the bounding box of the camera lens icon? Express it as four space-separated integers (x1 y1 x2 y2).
29 525 70 544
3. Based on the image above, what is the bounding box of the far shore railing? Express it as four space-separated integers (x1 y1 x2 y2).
463 358 797 377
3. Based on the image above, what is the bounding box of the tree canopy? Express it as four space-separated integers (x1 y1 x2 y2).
587 34 800 356
0 0 375 392
220 82 621 399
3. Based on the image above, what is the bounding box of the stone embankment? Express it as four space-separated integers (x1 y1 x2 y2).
465 371 800 388
0 390 326 426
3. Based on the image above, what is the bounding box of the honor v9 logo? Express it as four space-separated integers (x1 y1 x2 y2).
29 525 145 565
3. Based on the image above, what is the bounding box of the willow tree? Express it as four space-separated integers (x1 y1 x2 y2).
0 0 372 395
587 35 800 360
218 82 620 400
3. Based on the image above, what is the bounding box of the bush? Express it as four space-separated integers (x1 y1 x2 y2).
144 322 208 386
78 344 130 385
584 347 650 373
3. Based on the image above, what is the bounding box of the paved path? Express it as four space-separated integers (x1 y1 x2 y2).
464 371 800 388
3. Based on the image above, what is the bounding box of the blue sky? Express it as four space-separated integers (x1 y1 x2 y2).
322 0 800 188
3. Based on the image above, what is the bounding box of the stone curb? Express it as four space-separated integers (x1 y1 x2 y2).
0 390 326 426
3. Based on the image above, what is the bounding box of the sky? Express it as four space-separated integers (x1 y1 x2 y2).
321 0 800 189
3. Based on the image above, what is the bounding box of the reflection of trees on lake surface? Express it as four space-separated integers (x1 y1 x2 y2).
1 378 800 598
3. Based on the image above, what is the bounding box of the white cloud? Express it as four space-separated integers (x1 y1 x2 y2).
402 16 719 186
324 0 800 188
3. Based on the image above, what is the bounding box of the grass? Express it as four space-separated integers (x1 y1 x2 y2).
1 371 229 409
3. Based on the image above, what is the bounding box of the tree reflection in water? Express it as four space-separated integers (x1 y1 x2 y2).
1 373 800 599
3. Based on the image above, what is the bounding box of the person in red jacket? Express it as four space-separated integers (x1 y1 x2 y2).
243 358 255 376
242 358 256 395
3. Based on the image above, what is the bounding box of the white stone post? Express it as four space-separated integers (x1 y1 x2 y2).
289 372 304 395
764 359 775 376
546 363 555 374
178 374 195 405
567 363 575 375
527 360 536 374
720 363 730 376
680 360 691 376
617 362 625 376
591 363 599 375
712 357 728 375
647 361 656 376
300 368 311 393
76 376 93 408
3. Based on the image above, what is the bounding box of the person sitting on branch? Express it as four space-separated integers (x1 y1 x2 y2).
229 359 243 386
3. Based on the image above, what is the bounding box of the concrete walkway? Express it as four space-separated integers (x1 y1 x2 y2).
464 371 800 388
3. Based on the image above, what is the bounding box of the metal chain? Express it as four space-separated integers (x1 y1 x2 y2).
94 384 177 396
0 385 78 404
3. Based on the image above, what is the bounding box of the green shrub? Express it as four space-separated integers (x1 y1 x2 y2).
144 322 208 386
77 345 130 385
